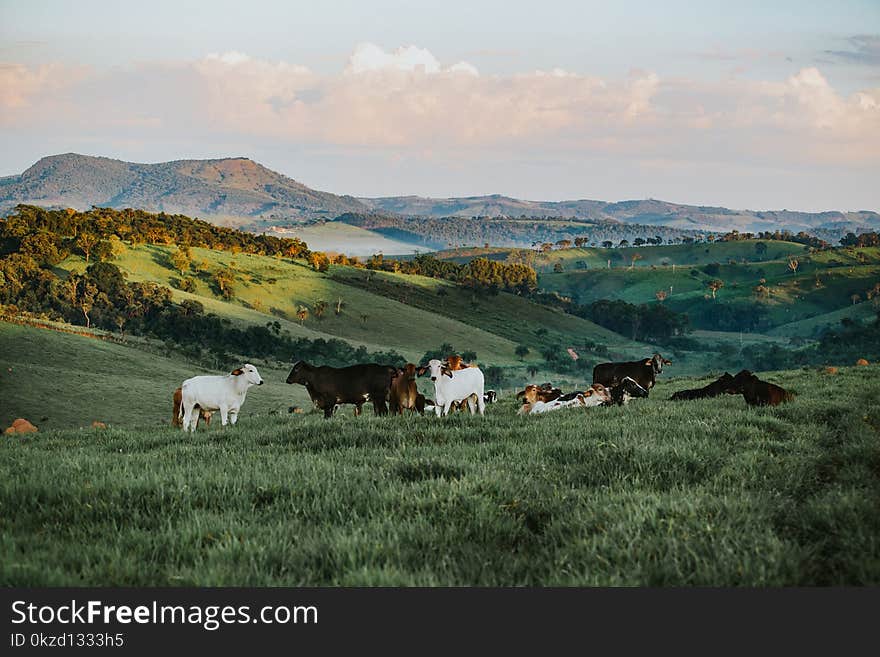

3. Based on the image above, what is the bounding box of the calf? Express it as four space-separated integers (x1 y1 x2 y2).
483 390 498 404
444 354 474 371
389 363 420 415
419 359 485 417
179 364 264 432
593 353 671 390
605 377 649 406
286 361 397 418
724 370 794 407
172 386 212 428
671 373 734 401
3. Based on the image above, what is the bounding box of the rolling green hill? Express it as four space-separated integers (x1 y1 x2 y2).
59 244 649 366
538 245 880 335
433 240 811 272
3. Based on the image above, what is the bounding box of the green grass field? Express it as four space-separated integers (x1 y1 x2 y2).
2 354 878 585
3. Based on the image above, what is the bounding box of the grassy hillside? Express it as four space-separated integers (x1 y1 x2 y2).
539 246 880 335
0 322 313 429
2 364 878 585
433 240 810 272
60 244 649 366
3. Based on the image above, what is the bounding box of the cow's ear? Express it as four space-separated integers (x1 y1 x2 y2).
643 359 652 366
416 366 427 376
442 368 454 378
663 359 672 365
231 368 244 376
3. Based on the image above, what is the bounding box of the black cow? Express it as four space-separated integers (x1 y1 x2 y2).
483 390 498 404
670 372 734 401
593 353 670 390
286 361 397 418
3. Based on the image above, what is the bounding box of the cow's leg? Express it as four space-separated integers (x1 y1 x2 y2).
182 402 195 432
323 402 334 419
477 395 486 416
442 400 453 417
466 396 476 414
219 405 229 426
354 403 362 417
373 398 387 416
228 407 238 425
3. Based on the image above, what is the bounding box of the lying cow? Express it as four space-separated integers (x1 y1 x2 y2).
671 372 734 401
178 364 264 432
519 384 610 414
724 370 794 406
593 353 671 390
172 386 212 428
419 359 485 416
286 361 397 418
605 377 649 406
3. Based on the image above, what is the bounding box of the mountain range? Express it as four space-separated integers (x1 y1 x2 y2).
1 154 877 237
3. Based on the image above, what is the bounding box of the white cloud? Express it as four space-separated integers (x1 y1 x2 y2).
1 45 878 173
346 43 478 76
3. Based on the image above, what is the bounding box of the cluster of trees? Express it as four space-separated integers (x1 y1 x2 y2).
336 213 700 250
840 232 880 248
2 205 311 261
720 229 830 250
576 299 690 341
364 254 538 294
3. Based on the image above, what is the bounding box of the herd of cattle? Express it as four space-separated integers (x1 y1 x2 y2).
170 352 795 431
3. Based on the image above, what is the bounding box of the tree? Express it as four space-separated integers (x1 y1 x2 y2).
308 251 331 272
515 344 530 360
629 253 643 270
707 279 724 300
213 268 235 299
335 298 344 315
526 364 539 378
754 241 767 257
296 305 310 324
601 241 613 249
788 257 799 274
171 247 192 274
76 233 99 264
553 262 564 273
655 289 668 303
92 240 114 262
851 293 861 305
314 299 327 320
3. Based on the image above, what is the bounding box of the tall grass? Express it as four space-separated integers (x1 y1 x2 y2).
2 365 878 586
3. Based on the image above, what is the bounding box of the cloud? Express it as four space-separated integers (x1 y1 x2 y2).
825 35 880 66
346 43 477 76
1 43 878 171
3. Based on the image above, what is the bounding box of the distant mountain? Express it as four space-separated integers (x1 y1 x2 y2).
2 154 876 239
359 194 880 235
0 153 367 222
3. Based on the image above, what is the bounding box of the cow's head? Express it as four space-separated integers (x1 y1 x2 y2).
724 369 756 394
587 383 612 404
233 363 264 386
286 360 310 385
425 358 452 382
517 385 540 404
445 355 465 371
621 376 649 398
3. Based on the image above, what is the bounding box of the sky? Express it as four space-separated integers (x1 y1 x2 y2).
1 0 879 211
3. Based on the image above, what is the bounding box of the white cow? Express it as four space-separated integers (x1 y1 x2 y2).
179 364 264 432
421 359 485 417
